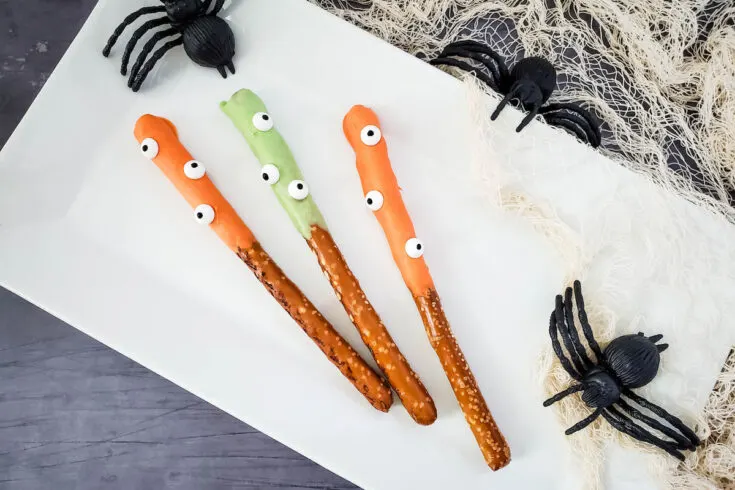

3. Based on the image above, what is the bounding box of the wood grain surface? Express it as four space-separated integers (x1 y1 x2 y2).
0 1 358 488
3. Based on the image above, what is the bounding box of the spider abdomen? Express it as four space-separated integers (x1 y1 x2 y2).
604 334 662 388
183 16 235 69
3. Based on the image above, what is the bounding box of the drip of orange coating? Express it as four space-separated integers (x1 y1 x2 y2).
342 106 434 297
134 114 255 252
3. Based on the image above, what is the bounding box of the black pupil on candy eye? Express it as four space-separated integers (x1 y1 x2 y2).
191 162 198 168
367 198 373 205
297 183 303 190
142 145 148 152
367 130 374 137
263 115 269 121
197 212 204 219
262 173 269 181
416 244 422 250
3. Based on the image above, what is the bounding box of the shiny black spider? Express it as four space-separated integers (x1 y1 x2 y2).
430 40 601 147
543 281 699 460
102 0 235 92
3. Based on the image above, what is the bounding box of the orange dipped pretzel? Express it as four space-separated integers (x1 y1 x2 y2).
134 114 393 412
343 106 511 470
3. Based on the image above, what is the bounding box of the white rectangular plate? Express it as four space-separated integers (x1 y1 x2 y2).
2 1 734 488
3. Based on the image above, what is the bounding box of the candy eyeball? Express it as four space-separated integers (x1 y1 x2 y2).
360 125 382 146
288 180 309 200
140 138 159 159
260 164 280 185
405 238 424 258
252 112 274 132
194 204 215 225
364 190 384 211
184 160 206 180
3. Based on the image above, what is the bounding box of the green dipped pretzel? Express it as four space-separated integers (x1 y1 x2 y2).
220 89 438 426
220 89 327 239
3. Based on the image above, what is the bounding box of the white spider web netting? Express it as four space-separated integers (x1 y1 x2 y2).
312 1 735 488
314 0 735 221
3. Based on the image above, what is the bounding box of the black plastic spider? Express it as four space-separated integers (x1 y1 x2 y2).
543 281 700 460
430 40 602 147
102 0 236 92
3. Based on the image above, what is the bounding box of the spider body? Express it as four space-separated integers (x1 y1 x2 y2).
181 16 235 70
543 281 699 460
103 0 235 92
605 333 663 388
576 334 662 409
500 57 557 112
579 367 620 408
430 40 601 147
163 0 202 21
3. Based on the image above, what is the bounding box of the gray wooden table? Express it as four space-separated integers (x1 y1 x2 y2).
0 1 357 488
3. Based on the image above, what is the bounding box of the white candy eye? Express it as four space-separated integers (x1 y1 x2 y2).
194 204 215 225
261 164 280 185
364 190 384 211
184 160 206 179
360 125 382 146
253 112 274 132
405 238 424 258
288 180 309 200
140 138 159 159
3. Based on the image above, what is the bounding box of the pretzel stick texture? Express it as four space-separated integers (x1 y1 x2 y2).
133 114 393 412
220 90 437 425
342 105 511 469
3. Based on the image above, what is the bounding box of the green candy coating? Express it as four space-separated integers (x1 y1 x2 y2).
221 89 326 239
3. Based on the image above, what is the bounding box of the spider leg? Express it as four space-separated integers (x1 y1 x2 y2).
440 47 501 84
563 286 593 368
541 113 600 148
565 408 602 435
226 61 236 75
539 103 602 147
490 82 522 121
435 49 501 92
210 0 227 15
439 40 510 80
127 27 178 88
603 408 686 461
622 389 700 448
131 38 184 93
120 17 170 76
615 399 696 450
555 294 588 374
542 116 593 146
102 6 166 57
217 65 228 78
202 0 227 15
548 310 583 381
438 43 508 91
516 104 543 132
641 333 669 352
543 383 584 407
572 281 603 361
430 57 503 94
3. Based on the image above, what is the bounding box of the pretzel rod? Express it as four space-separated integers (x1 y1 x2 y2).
220 90 437 425
133 114 393 412
342 105 511 469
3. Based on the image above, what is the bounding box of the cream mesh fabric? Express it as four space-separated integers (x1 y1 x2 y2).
671 350 735 489
312 1 735 488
